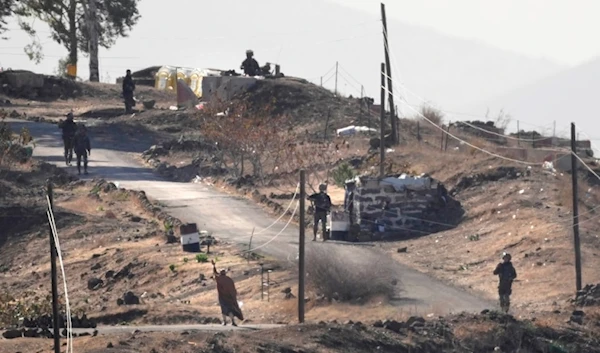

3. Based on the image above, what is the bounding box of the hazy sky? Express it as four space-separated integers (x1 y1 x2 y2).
332 0 600 66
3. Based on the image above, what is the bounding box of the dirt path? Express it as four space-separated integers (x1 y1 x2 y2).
8 118 495 315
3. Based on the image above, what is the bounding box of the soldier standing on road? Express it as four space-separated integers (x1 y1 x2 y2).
122 69 136 114
493 252 517 313
58 112 77 165
72 124 91 175
308 184 332 241
212 260 244 326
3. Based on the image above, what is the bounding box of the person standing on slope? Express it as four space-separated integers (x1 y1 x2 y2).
122 69 136 114
308 183 332 241
493 252 517 313
72 124 91 175
58 112 77 165
212 260 244 326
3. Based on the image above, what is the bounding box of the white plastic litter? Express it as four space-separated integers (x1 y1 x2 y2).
336 125 377 136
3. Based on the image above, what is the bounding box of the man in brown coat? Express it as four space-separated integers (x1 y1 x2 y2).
212 260 244 326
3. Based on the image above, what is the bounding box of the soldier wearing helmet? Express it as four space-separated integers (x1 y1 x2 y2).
58 112 77 165
493 252 517 313
241 50 260 77
308 183 332 241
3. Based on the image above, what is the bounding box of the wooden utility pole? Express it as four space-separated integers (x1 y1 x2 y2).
570 123 582 291
381 3 398 145
359 85 364 124
334 61 339 96
83 0 100 82
47 182 60 353
380 63 386 178
320 77 323 87
445 121 451 151
440 125 444 151
298 170 306 323
517 120 520 147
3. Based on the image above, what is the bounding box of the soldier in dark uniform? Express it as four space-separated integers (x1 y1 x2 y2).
72 124 91 175
122 69 136 113
308 184 332 241
493 252 517 313
240 50 260 77
58 112 77 165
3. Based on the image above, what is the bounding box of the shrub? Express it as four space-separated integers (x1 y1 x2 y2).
331 162 356 187
420 105 444 126
305 245 400 302
169 264 176 272
196 253 209 263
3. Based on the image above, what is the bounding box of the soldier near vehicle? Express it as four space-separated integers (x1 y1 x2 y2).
308 183 332 241
58 112 77 166
241 50 260 77
493 252 517 313
212 260 244 326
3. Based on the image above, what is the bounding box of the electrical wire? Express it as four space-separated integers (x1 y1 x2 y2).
228 183 300 241
241 200 299 253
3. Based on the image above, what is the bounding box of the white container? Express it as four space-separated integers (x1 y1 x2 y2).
181 232 200 252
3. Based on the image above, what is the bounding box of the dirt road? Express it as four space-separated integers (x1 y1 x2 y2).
9 118 494 314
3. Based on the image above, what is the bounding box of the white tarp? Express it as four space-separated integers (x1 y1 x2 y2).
336 125 377 137
381 173 431 192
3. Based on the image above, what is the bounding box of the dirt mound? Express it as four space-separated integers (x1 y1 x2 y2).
0 70 175 103
449 166 527 195
240 77 363 128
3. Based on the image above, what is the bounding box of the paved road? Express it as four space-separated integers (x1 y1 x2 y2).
8 118 494 315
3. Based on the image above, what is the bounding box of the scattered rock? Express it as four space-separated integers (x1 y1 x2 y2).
382 320 406 333
2 329 23 339
123 291 140 305
87 277 104 290
91 263 102 271
397 247 408 253
130 215 142 223
572 283 600 306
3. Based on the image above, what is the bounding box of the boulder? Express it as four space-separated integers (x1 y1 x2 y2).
87 277 104 290
2 329 23 339
123 291 140 305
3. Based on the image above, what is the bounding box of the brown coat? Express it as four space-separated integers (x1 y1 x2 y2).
215 274 244 320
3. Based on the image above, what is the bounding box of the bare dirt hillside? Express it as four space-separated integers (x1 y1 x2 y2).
3 73 600 351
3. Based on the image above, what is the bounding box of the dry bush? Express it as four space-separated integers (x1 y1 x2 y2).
419 105 444 126
305 245 400 302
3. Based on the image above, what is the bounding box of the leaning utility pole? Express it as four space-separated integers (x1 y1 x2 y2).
83 0 100 82
47 182 60 353
381 3 398 145
380 63 386 178
298 170 306 323
570 123 582 291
